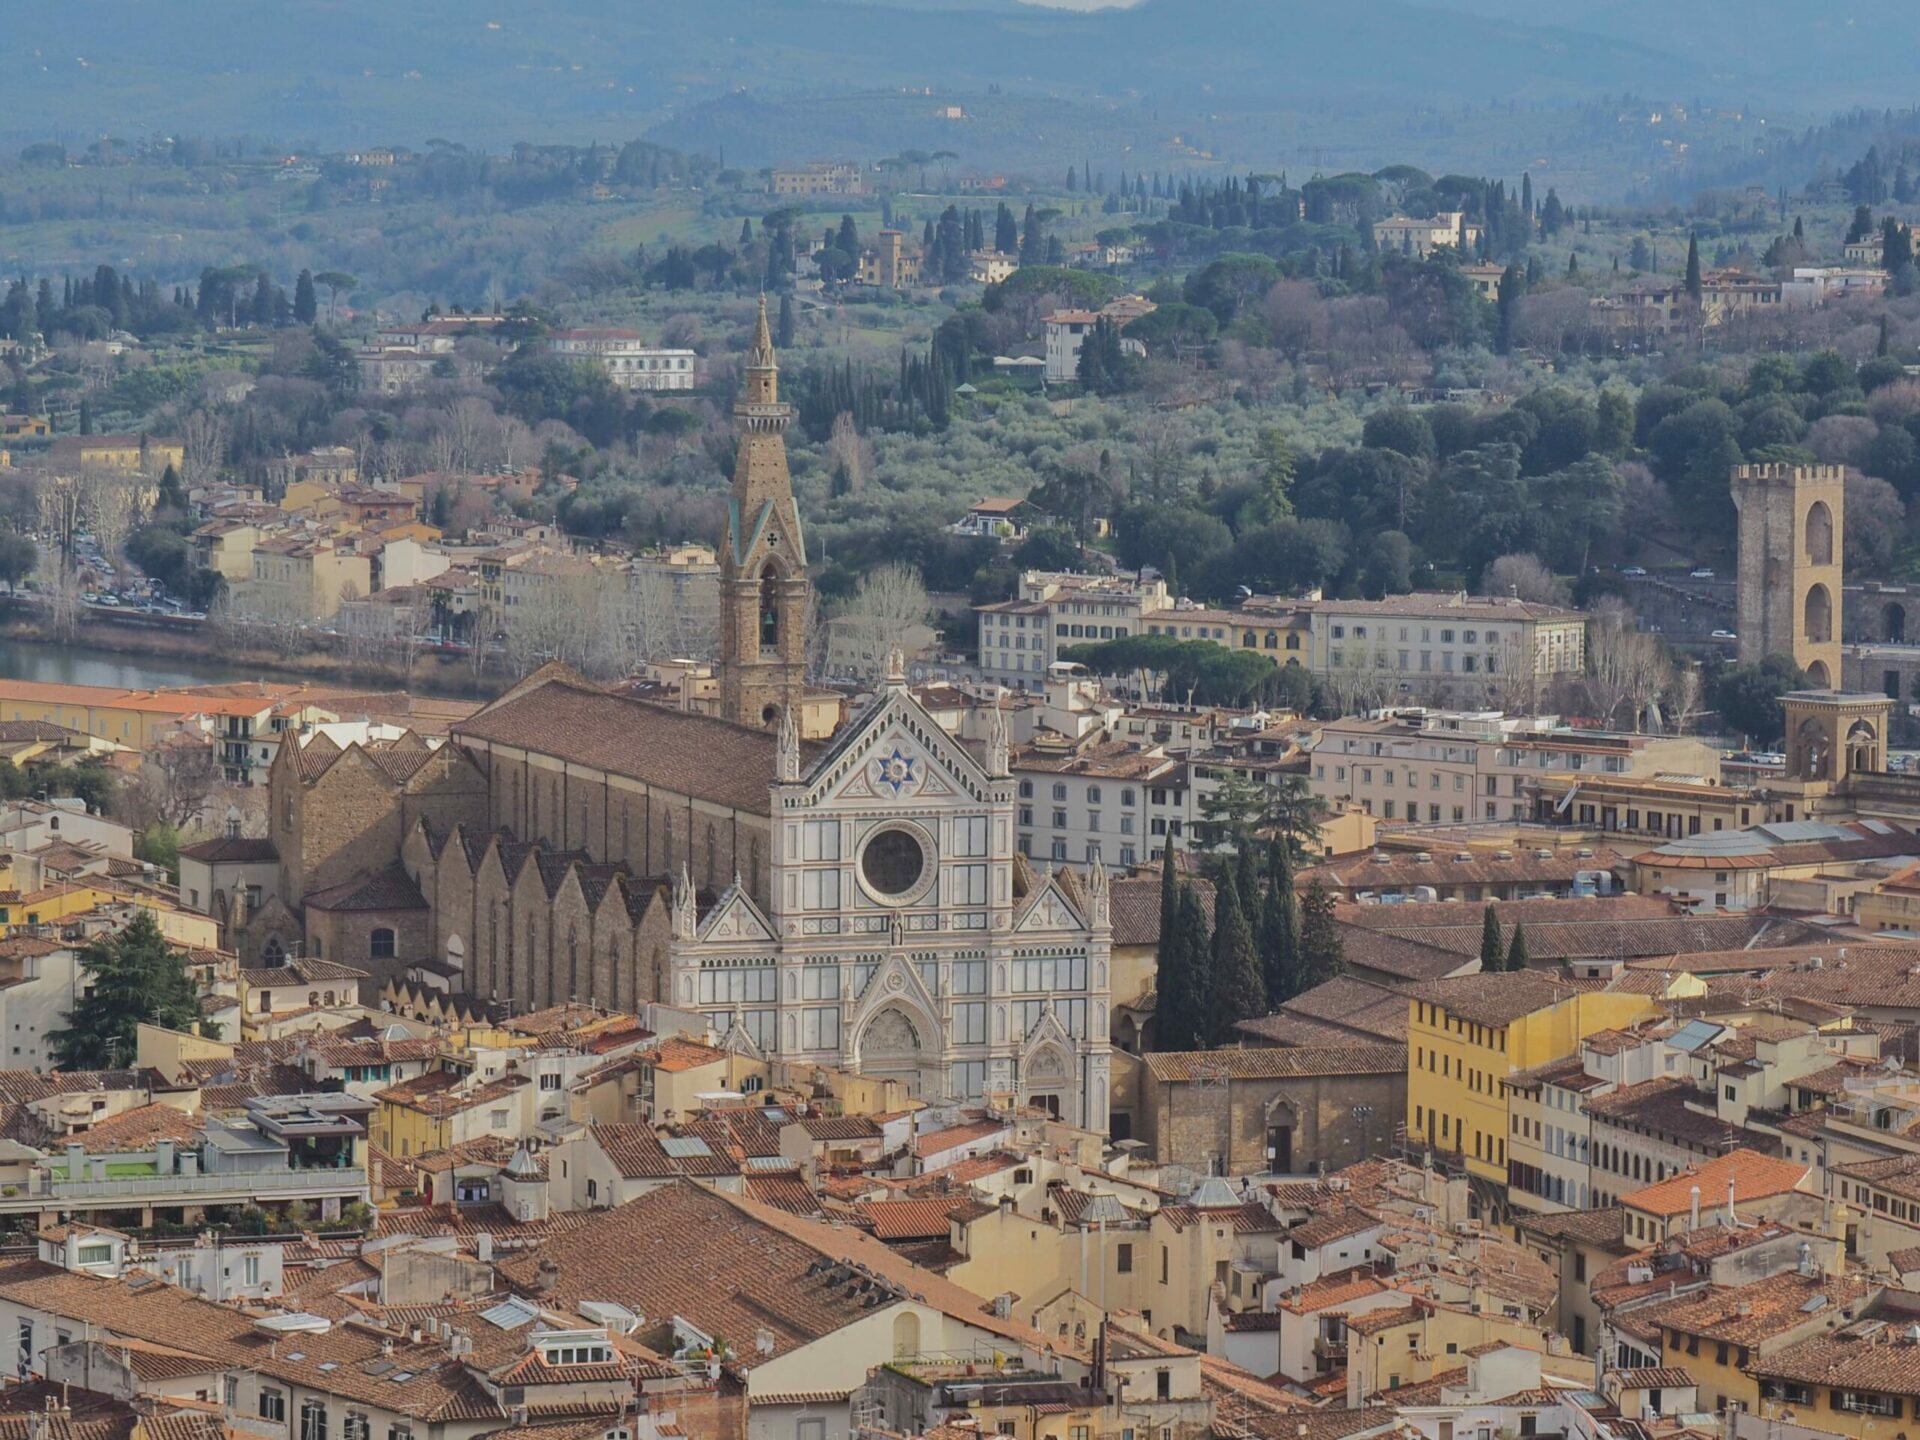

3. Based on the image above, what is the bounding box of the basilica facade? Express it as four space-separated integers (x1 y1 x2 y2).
668 670 1112 1129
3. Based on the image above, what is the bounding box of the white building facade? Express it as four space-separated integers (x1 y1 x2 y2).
546 329 697 391
667 676 1113 1130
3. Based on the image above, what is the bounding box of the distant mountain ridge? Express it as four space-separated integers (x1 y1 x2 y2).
3 0 1908 157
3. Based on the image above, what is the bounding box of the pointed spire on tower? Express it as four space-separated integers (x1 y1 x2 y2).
776 705 801 782
672 862 698 941
750 294 775 366
741 295 781 409
1087 860 1112 932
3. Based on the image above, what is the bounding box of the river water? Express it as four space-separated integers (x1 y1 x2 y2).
0 636 314 691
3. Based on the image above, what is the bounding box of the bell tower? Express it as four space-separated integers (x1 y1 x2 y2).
720 297 809 729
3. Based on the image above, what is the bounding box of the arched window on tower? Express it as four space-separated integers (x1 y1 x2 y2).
1806 583 1834 645
1806 501 1834 566
759 568 781 651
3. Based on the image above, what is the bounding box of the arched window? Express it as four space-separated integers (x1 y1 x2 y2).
370 928 396 960
262 936 286 965
1805 501 1834 565
759 567 781 650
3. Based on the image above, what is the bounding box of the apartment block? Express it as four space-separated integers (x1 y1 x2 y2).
975 569 1171 690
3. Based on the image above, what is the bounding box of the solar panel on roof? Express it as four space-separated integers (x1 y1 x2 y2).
481 1297 540 1329
661 1136 713 1158
1668 1019 1724 1053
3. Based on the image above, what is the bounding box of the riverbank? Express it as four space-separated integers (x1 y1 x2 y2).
0 611 504 701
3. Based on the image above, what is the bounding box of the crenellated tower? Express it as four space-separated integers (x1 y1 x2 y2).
720 296 810 729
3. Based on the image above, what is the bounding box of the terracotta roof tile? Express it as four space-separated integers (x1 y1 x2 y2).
854 1197 968 1240
1145 1045 1405 1082
1621 1148 1809 1217
492 1181 1050 1367
456 676 814 815
589 1124 739 1180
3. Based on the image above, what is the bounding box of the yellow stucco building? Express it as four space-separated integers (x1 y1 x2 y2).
1405 971 1658 1186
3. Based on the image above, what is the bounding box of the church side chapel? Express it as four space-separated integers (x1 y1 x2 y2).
237 300 1112 1128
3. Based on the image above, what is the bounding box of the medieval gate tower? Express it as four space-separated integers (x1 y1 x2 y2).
1732 462 1844 688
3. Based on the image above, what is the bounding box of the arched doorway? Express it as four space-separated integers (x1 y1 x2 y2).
1265 1098 1300 1175
1889 603 1909 644
1847 718 1881 776
1021 1043 1073 1121
1807 659 1832 689
1795 716 1832 780
854 1006 934 1096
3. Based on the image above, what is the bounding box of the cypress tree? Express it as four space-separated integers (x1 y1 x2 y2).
1156 840 1205 1051
1505 922 1531 973
1235 842 1260 928
1259 840 1299 1004
1296 879 1345 993
1495 264 1521 355
1478 904 1504 972
293 269 318 325
1208 869 1265 1046
1684 231 1703 302
1171 883 1212 1050
777 293 796 349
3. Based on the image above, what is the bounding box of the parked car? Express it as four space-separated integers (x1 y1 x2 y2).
1711 629 1737 640
1689 567 1715 578
1621 565 1647 577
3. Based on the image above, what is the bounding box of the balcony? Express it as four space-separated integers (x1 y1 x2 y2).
1313 1335 1348 1362
17 1165 367 1209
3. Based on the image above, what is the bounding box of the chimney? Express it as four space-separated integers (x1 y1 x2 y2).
475 1233 493 1265
535 1258 560 1294
1689 1185 1701 1232
1726 1176 1738 1228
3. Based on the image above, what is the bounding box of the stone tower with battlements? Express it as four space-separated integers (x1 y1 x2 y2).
1732 462 1844 689
719 297 810 729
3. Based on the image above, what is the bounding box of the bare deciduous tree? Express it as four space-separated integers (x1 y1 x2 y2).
82 469 141 567
122 738 222 832
1586 599 1670 732
36 474 86 572
1667 664 1705 735
828 562 930 684
1480 553 1570 606
179 410 230 492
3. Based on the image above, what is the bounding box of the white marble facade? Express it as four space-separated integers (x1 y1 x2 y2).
669 665 1112 1131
